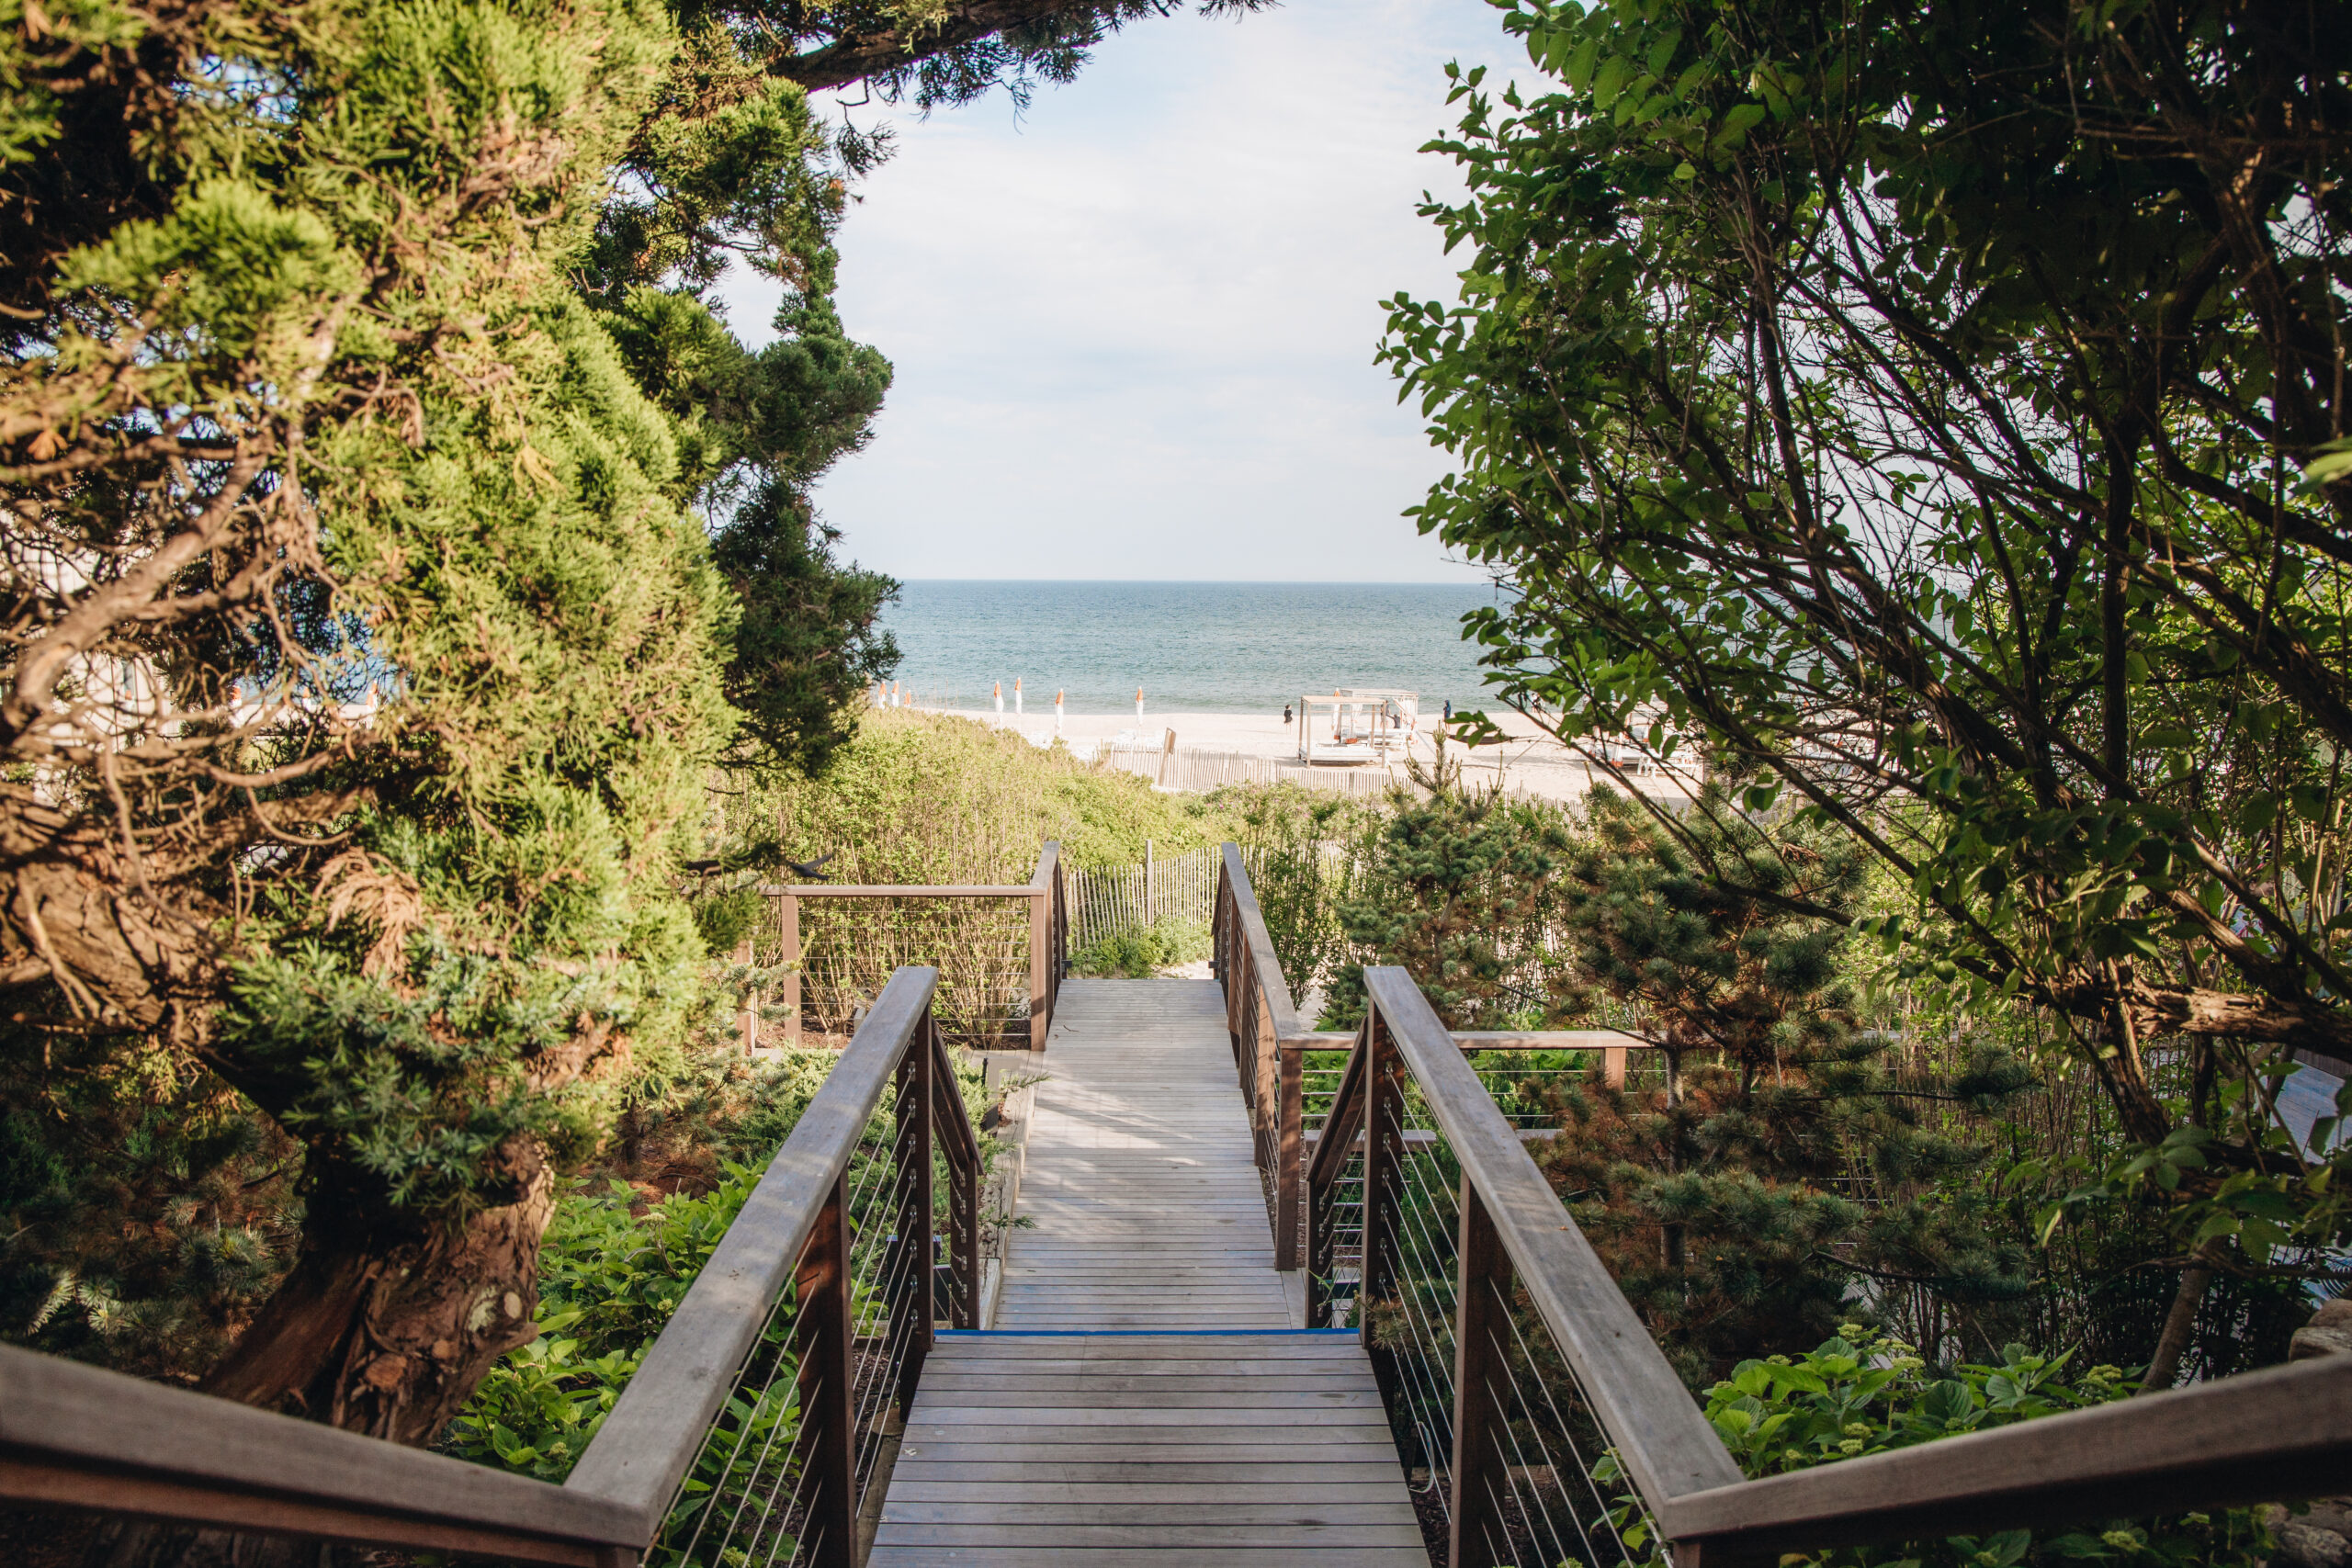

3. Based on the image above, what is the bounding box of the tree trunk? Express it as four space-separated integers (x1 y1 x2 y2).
87 1143 558 1568
203 1144 556 1438
2139 1248 2219 1395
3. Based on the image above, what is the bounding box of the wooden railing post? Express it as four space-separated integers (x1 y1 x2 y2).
778 894 801 1046
1027 886 1048 1050
1052 860 1067 1016
736 938 756 1054
1302 1025 1366 1331
889 1011 936 1416
1026 844 1058 1052
1449 1179 1513 1568
934 1022 980 1329
1274 1043 1304 1270
792 1171 857 1568
1361 1011 1401 1345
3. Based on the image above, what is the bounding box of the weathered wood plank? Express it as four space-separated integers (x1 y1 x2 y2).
871 980 1421 1562
878 1502 1421 1526
891 1455 1409 1476
883 1483 1412 1504
867 1550 1430 1566
902 1408 1389 1432
872 1523 1428 1547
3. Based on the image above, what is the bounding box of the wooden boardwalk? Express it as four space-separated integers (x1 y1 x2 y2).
1001 978 1290 1329
869 978 1428 1565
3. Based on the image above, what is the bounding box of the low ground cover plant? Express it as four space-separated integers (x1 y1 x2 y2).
1600 1326 2270 1568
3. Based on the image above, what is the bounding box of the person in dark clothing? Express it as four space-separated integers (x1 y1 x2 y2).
1283 705 1294 725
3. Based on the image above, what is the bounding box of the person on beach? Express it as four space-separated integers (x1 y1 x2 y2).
1283 704 1294 726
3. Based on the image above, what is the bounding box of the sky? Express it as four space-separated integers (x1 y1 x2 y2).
718 0 1524 583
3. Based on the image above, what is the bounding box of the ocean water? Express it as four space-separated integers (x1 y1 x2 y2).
878 581 1508 716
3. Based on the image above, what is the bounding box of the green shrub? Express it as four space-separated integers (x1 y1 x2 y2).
1597 1326 2270 1568
718 710 1238 880
1068 919 1209 978
1209 783 1382 999
451 1044 990 1526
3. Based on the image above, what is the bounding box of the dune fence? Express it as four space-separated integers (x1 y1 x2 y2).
1093 741 1400 797
1064 843 1220 951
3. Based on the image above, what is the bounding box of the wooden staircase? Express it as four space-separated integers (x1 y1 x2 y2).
866 978 1428 1565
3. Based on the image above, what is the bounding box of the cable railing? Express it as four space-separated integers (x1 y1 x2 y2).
763 843 1067 1051
1 964 981 1568
1212 841 1652 1269
1213 845 2352 1568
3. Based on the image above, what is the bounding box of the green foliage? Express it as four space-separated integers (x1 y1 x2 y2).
738 0 1282 111
1535 1055 2035 1377
1068 919 1209 978
1471 784 2038 1372
1383 0 2352 1341
1214 784 1380 1003
1598 1327 2270 1568
1557 786 1867 1074
0 1055 297 1382
448 1170 755 1480
712 710 1236 881
712 479 900 776
1324 764 1577 1030
0 0 921 1435
451 1043 989 1556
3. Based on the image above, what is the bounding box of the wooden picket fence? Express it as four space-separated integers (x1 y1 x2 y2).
1064 845 1219 950
1094 742 1400 798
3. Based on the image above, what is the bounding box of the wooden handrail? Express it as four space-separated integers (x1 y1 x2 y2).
1362 967 1745 1509
1660 1352 2352 1561
0 967 978 1567
757 884 1035 897
1212 844 1657 1269
765 841 1063 1049
1330 966 2352 1568
752 845 1065 902
567 965 948 1520
1287 1029 1652 1050
1217 843 1303 1034
0 1347 643 1565
1029 842 1064 1050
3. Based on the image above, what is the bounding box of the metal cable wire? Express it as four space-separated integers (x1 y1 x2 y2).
655 1071 962 1568
1332 1066 1667 1568
1493 1270 1659 1566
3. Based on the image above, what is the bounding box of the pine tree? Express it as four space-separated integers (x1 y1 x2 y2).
1538 790 2036 1379
1324 761 1577 1030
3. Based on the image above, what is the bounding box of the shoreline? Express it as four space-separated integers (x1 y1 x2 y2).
893 702 1700 806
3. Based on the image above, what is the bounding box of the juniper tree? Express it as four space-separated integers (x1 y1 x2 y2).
0 0 1271 1470
0 0 888 1450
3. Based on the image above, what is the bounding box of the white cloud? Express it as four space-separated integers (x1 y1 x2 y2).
718 0 1525 582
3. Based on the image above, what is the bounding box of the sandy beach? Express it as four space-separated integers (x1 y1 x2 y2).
899 700 1698 805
